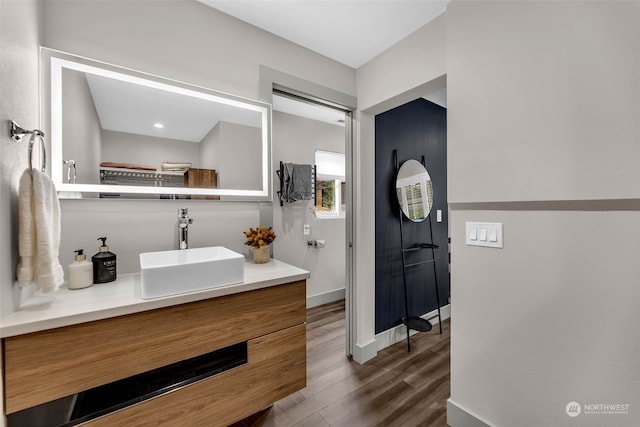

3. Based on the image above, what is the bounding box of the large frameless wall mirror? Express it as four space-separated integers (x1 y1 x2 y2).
43 48 271 201
395 159 434 222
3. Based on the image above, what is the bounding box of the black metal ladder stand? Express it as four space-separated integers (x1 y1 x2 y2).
395 151 443 352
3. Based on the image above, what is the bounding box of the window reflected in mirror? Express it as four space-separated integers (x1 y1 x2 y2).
395 159 433 222
315 150 345 218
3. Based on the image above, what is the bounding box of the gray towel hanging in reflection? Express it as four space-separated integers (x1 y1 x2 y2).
283 163 313 203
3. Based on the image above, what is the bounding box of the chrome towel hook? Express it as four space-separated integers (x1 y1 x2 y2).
9 120 46 172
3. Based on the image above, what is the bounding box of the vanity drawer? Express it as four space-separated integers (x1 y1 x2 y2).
3 280 306 414
82 323 306 426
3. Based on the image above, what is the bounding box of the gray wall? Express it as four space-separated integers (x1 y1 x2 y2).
199 121 262 191
199 121 220 170
42 0 355 102
448 1 640 203
356 2 640 424
37 0 355 279
62 69 101 184
93 124 259 190
211 122 261 190
354 12 447 362
272 111 346 303
102 130 200 170
446 2 640 426
0 1 42 423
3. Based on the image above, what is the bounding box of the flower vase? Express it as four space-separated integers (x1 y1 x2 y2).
253 245 270 264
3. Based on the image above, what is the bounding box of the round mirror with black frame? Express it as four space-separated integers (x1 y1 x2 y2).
395 159 433 222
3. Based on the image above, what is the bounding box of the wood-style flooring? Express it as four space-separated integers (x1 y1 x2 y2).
231 300 451 427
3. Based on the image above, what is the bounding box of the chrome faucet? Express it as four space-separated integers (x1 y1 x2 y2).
178 208 193 250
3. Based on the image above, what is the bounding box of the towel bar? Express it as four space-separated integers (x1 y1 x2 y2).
9 120 46 172
276 161 316 206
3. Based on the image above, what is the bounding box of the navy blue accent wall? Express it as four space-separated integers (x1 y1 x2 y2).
375 98 448 334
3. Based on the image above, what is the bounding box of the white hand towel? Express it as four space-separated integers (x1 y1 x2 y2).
16 169 64 293
17 170 35 285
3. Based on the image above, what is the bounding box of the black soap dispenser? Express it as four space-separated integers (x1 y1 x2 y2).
92 237 117 284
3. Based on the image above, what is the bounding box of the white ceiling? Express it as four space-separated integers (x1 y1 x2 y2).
197 0 450 69
272 94 346 126
85 73 263 142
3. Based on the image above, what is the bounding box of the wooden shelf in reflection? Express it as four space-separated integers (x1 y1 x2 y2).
184 168 220 200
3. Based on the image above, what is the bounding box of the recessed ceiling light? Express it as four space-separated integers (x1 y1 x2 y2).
154 123 164 129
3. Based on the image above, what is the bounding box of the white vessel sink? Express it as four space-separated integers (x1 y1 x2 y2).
139 246 245 299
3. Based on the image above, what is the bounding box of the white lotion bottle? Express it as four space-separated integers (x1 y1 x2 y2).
68 249 93 290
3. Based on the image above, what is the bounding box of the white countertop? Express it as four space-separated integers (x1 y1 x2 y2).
0 259 309 338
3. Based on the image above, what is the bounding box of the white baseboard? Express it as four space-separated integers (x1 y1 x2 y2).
447 399 492 427
374 304 451 352
352 338 377 364
306 287 345 308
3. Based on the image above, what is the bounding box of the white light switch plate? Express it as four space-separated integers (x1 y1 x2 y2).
466 222 503 248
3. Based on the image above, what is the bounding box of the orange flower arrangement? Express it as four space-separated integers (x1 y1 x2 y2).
243 225 276 248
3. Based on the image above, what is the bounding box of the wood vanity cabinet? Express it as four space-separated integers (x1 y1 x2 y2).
2 280 306 426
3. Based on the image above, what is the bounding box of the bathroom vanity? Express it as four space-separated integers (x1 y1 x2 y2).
1 259 309 426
